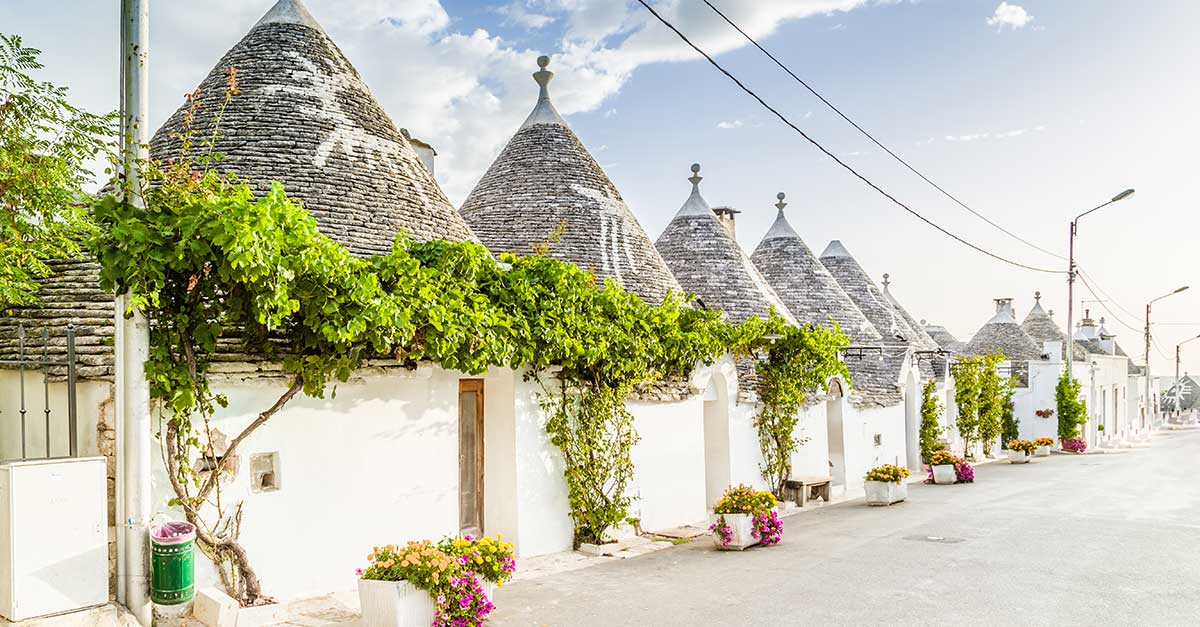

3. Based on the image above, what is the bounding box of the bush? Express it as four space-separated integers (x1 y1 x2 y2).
918 378 945 462
1034 437 1054 447
930 450 959 466
713 484 776 515
1056 372 1088 439
1006 439 1036 454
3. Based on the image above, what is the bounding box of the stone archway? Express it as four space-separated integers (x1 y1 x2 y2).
702 372 731 508
826 378 847 490
904 370 921 473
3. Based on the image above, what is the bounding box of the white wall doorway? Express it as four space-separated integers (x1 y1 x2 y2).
826 379 846 490
459 379 485 537
904 371 921 473
702 373 731 508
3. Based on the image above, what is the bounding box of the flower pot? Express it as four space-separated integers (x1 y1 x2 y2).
1035 445 1051 457
932 464 957 485
710 513 759 551
864 480 907 506
357 578 499 627
1008 449 1031 464
358 578 436 627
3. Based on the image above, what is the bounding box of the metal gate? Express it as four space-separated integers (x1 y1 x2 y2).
0 324 79 460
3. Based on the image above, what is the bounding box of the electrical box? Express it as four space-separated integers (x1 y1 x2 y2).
0 457 108 621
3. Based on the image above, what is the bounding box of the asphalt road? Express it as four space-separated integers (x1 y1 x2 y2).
490 430 1200 626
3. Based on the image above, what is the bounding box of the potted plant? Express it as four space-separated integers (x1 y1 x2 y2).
1035 408 1055 419
1034 437 1054 457
1006 440 1034 463
955 459 975 483
930 450 959 485
1061 436 1087 454
864 464 910 505
709 484 782 550
358 534 515 627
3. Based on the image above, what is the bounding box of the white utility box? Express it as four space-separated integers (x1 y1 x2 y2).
0 457 108 621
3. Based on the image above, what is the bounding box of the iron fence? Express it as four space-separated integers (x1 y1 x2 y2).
0 324 79 460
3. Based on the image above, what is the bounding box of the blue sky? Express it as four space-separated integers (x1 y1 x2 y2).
4 0 1199 376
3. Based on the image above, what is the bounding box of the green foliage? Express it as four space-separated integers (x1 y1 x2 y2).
1056 371 1088 439
0 33 115 307
748 318 850 498
976 353 1014 456
918 378 944 462
953 352 1009 457
1000 394 1020 448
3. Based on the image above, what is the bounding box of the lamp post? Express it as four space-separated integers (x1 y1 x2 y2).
1145 286 1190 430
1174 334 1200 417
1066 189 1135 384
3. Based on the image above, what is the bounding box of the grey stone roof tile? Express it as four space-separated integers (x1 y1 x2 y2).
459 58 681 305
1020 292 1087 361
964 298 1042 361
750 194 881 342
654 165 796 326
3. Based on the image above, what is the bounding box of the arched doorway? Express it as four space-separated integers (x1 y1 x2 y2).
904 371 921 473
826 379 846 492
702 373 731 508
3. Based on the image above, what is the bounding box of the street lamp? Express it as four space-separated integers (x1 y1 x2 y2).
1173 333 1200 417
1145 286 1190 429
1066 189 1135 383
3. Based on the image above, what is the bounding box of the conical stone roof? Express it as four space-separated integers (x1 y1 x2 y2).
880 273 940 351
750 194 881 342
819 241 934 350
1020 291 1086 361
964 298 1042 361
148 0 473 255
655 165 795 325
459 57 681 305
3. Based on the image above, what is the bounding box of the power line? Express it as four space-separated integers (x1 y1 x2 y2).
700 0 1067 263
1075 272 1142 334
635 0 1065 275
1076 267 1141 320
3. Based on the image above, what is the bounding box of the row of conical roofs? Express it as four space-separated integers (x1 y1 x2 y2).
14 1 1139 399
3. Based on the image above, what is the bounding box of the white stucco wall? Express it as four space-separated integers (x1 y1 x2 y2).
628 397 707 532
1021 361 1060 442
510 373 573 558
0 372 110 461
150 366 523 601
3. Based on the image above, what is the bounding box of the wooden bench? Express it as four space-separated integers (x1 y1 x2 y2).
783 476 832 507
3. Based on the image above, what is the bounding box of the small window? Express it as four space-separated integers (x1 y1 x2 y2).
250 452 281 493
873 434 882 447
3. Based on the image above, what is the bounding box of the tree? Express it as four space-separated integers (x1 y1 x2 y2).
954 356 981 458
918 377 944 462
0 33 114 307
977 353 1009 456
1056 371 1088 439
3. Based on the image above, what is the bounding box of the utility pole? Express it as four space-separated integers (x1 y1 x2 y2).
1144 287 1190 432
118 1 152 624
1066 189 1134 384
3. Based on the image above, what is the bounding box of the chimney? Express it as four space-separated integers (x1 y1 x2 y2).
990 297 1015 323
400 128 437 178
712 205 740 238
1044 340 1063 364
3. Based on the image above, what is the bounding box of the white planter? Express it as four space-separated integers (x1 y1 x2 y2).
358 578 497 626
1035 445 1051 457
710 513 759 551
932 464 957 485
1008 449 1031 464
864 480 907 506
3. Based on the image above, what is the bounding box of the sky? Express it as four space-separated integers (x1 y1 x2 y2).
4 0 1199 377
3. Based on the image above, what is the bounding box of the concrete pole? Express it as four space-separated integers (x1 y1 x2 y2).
119 1 152 624
1144 303 1152 432
1066 221 1076 384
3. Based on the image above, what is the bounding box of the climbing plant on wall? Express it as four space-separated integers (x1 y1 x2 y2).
977 353 1012 456
953 356 982 457
90 83 848 598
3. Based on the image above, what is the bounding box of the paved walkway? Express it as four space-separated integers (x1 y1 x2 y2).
489 430 1200 626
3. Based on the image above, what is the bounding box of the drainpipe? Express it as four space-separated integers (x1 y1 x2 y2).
119 1 152 624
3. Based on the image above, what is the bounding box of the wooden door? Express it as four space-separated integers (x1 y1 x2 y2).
458 379 485 536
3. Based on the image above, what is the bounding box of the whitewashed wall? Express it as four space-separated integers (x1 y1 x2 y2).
150 366 518 601
1021 360 1061 442
628 396 707 532
0 373 110 462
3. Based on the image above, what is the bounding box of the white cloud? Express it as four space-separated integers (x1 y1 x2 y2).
830 23 846 31
943 125 1044 143
716 119 745 129
496 2 556 29
986 2 1033 30
8 0 882 204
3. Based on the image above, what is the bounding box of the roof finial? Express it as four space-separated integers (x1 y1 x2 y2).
1035 290 1041 303
775 192 787 212
689 163 702 188
521 55 565 128
882 273 891 290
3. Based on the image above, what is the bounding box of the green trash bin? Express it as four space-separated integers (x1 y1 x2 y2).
150 521 196 605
